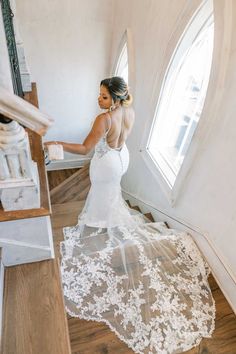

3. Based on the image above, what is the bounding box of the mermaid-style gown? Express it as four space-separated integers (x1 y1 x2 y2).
60 134 215 354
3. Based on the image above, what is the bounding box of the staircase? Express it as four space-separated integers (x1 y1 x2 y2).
49 163 91 204
2 164 236 353
0 85 71 354
48 166 236 354
1 259 71 354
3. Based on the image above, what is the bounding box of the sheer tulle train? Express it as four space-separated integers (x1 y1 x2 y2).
60 136 215 354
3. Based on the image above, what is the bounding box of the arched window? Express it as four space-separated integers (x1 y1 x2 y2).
114 36 128 83
147 0 214 188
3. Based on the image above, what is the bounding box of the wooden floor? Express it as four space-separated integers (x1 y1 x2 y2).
2 259 71 354
47 168 80 190
49 164 91 204
51 199 236 354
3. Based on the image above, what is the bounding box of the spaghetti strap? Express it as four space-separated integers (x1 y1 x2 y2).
105 112 112 134
116 106 125 147
105 107 125 150
120 106 125 137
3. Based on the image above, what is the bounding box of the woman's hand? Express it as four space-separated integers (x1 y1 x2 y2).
44 141 61 148
44 141 64 160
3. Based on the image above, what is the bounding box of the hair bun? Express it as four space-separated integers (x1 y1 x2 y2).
122 93 133 107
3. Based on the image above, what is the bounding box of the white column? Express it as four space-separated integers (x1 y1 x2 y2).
0 120 40 211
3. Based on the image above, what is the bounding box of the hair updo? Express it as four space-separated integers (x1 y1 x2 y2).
100 76 133 107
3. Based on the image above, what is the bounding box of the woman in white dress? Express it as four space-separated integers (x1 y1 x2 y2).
45 77 215 354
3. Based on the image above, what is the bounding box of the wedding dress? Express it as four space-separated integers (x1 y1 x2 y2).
60 130 215 354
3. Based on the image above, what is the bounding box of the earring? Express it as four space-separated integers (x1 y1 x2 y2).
109 99 116 111
109 104 116 112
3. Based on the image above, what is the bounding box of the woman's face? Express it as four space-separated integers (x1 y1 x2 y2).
98 85 112 109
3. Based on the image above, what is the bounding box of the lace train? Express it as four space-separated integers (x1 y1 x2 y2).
61 215 215 354
60 136 215 354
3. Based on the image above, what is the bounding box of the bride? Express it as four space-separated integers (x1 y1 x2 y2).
45 76 215 354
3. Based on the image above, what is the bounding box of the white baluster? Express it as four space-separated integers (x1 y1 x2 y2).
0 120 41 210
0 153 10 180
6 153 21 179
18 149 31 178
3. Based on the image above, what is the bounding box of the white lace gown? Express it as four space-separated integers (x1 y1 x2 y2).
60 135 215 354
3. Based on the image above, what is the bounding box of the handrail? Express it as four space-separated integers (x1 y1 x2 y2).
0 84 51 221
0 87 54 136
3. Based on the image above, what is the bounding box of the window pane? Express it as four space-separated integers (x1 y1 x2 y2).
115 43 128 83
148 7 214 187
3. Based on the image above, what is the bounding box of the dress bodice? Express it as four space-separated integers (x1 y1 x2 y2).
95 133 124 158
94 135 110 158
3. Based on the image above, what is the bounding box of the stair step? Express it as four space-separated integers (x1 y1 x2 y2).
144 212 155 222
2 259 71 354
51 201 85 258
47 168 80 191
164 221 170 229
125 201 155 222
130 205 142 212
50 200 236 354
125 200 131 207
50 164 90 204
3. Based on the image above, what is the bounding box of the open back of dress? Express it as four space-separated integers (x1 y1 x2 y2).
60 132 215 354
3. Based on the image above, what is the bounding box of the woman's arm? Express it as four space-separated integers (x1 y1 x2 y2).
44 114 108 155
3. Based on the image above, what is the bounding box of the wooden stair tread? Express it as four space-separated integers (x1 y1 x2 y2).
125 200 131 207
51 201 85 229
50 164 90 204
164 221 170 228
2 259 71 354
144 212 155 222
47 168 80 190
49 194 236 353
50 164 90 195
51 201 85 258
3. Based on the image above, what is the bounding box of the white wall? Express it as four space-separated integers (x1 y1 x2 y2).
15 0 114 143
111 0 236 311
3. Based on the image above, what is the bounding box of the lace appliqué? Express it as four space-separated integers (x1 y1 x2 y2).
94 136 109 158
60 134 215 354
61 222 215 354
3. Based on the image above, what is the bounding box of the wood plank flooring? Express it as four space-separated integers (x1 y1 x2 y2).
2 259 71 354
47 168 80 190
50 164 90 204
50 199 236 354
51 201 85 258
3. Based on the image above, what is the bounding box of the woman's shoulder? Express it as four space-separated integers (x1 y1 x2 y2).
94 112 110 124
93 112 110 131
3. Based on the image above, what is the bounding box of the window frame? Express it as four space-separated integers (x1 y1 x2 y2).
140 0 214 205
112 28 135 86
114 41 128 82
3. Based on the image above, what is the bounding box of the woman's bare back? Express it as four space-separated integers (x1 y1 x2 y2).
106 106 135 149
